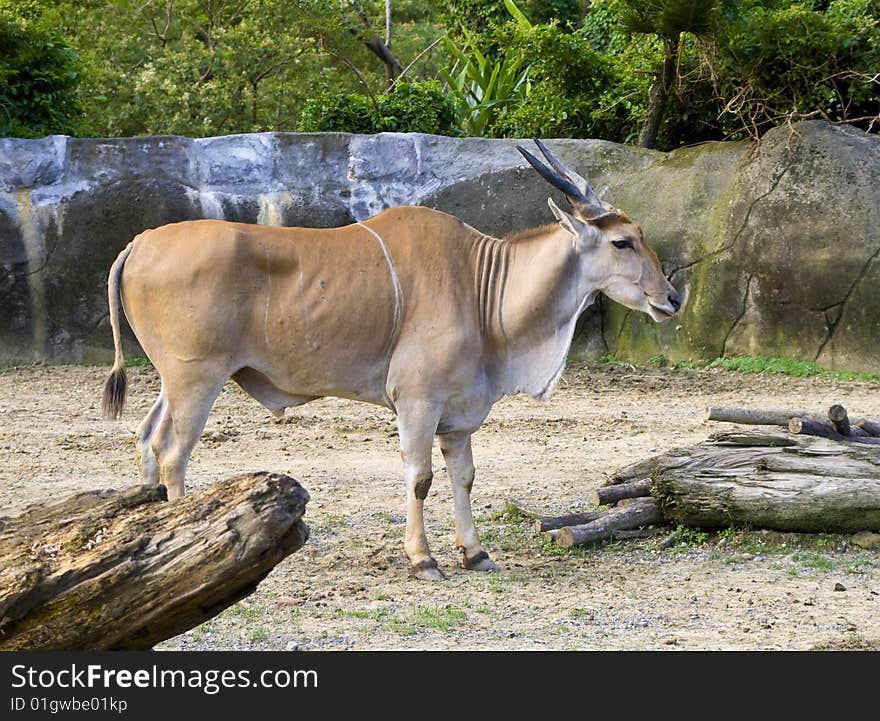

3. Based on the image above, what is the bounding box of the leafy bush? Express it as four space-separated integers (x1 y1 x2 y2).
712 0 880 139
0 0 82 137
488 21 624 140
297 80 458 135
297 92 377 133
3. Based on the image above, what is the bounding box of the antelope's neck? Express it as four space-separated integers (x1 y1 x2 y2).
474 229 596 400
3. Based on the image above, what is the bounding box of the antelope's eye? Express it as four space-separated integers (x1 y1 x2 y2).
611 238 633 249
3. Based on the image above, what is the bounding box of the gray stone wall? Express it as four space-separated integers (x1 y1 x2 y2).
1 122 878 371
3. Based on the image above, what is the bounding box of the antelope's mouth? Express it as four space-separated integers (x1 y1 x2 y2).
648 301 676 321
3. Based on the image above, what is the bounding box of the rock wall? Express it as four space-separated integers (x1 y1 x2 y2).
0 121 878 371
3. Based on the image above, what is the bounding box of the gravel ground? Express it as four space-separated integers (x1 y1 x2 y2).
1 361 878 650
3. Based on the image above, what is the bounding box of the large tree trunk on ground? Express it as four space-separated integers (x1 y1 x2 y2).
0 472 310 651
641 430 880 532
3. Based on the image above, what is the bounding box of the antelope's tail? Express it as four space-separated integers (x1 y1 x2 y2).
102 243 133 420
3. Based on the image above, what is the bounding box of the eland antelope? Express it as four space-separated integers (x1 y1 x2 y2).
103 140 680 580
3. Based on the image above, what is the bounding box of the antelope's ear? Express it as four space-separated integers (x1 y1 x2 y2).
548 197 588 239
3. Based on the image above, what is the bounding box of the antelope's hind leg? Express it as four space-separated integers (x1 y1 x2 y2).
135 387 166 485
150 368 226 500
439 431 497 572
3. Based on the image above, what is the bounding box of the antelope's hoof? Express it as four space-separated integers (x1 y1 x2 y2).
410 558 447 581
462 550 498 572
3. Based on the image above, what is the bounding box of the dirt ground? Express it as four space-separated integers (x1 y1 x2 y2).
1 360 878 651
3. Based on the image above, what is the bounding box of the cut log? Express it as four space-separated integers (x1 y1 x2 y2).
788 417 880 445
591 479 651 506
644 431 880 532
555 498 664 548
827 404 869 437
828 404 852 435
705 406 810 426
534 509 606 533
0 472 310 650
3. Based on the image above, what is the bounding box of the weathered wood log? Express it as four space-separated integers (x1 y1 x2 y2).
705 406 810 426
591 480 651 506
828 404 852 435
788 417 880 445
856 419 880 437
645 431 880 532
0 472 310 650
707 405 880 437
534 509 606 533
555 498 664 548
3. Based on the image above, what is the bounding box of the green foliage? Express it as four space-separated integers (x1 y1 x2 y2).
712 0 880 139
0 0 83 137
669 524 710 546
11 0 874 147
444 0 585 35
439 32 531 136
619 0 722 38
297 80 458 134
707 355 879 381
488 21 625 139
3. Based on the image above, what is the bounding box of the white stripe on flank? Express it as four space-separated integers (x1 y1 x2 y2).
357 220 403 358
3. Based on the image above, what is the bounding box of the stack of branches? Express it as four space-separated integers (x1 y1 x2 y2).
531 403 880 550
706 404 880 445
534 481 666 549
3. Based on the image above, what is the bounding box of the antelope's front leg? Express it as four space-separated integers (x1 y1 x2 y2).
439 432 497 572
397 400 446 581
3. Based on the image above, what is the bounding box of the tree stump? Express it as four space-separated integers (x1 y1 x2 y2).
624 430 880 532
0 472 310 650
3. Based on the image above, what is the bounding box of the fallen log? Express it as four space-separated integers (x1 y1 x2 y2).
591 479 651 506
856 419 880 437
555 498 664 548
705 406 812 426
535 509 606 533
0 472 310 650
646 431 880 532
788 417 880 445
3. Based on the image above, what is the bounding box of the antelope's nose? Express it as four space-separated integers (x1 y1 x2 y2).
668 292 681 312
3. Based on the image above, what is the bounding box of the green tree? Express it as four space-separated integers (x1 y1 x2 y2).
618 0 722 148
56 0 447 137
0 0 82 137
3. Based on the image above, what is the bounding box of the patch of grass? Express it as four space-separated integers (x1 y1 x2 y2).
385 618 417 635
228 603 263 620
339 609 374 620
568 607 589 619
707 355 878 382
487 571 529 594
793 551 835 572
671 525 709 547
537 536 591 558
598 353 632 367
812 634 878 651
411 605 466 632
125 356 153 368
250 628 267 643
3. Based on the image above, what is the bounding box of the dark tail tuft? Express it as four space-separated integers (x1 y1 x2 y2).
102 366 128 420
